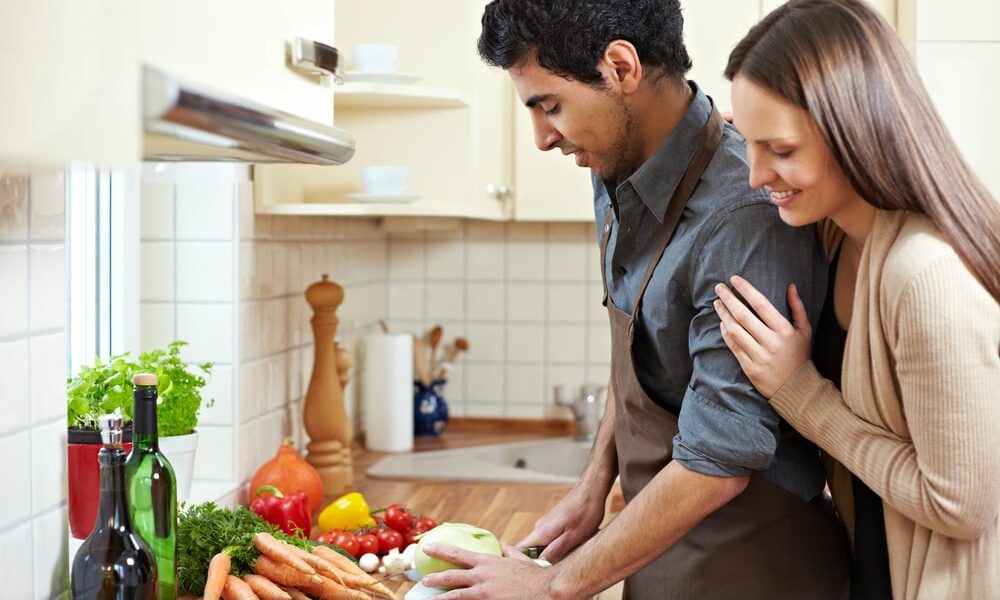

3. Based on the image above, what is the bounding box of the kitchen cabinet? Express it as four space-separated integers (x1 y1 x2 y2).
139 0 335 126
254 0 510 221
253 0 906 223
908 0 1000 197
0 0 139 167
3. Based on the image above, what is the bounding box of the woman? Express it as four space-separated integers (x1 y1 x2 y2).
713 1 1000 598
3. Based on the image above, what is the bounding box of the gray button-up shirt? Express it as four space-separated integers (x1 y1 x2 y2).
595 84 828 500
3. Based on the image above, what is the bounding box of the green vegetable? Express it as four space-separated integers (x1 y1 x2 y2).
177 502 352 595
66 340 213 437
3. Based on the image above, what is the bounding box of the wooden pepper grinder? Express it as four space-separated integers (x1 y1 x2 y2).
303 274 353 495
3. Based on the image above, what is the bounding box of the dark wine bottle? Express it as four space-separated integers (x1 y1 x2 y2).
71 414 157 600
126 372 178 600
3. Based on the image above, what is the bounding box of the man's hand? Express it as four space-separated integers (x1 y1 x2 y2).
516 483 606 562
421 543 559 600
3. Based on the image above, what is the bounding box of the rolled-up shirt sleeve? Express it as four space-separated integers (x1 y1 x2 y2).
670 200 826 478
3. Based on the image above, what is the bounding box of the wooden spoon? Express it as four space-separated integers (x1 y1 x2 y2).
435 337 469 379
413 335 430 386
427 325 443 380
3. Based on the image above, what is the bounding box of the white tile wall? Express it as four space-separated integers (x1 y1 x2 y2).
140 164 239 486
176 242 234 302
140 166 613 499
0 244 29 337
382 222 610 421
0 169 70 598
0 340 30 435
28 244 65 331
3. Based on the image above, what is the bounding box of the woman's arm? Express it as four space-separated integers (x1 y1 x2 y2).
772 262 1000 540
716 265 1000 540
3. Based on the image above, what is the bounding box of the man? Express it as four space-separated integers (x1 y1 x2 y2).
421 1 849 598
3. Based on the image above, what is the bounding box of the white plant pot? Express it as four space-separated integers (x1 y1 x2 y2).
159 431 198 504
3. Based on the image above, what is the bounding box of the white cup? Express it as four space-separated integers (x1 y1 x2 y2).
351 43 399 73
361 166 409 196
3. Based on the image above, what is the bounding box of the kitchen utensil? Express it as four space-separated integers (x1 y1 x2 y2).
413 335 431 386
435 337 468 379
427 325 443 378
378 319 390 334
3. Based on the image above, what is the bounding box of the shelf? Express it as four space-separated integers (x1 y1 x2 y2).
335 82 469 108
257 200 506 220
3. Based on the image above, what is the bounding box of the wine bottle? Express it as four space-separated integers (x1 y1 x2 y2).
71 414 157 600
126 373 178 600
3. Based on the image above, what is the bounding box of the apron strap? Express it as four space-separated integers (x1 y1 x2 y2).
599 211 614 306
631 105 724 319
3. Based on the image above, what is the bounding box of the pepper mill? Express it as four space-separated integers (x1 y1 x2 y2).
303 274 353 495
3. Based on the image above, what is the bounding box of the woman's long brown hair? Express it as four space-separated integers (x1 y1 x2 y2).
725 0 1000 302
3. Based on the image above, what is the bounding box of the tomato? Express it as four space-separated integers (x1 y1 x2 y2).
331 531 361 558
414 517 437 531
403 527 423 546
358 533 380 556
372 515 385 528
383 504 413 532
377 528 404 555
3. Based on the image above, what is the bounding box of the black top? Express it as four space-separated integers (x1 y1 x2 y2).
812 246 892 600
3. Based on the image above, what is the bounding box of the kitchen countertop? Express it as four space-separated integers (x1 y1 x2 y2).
343 418 622 598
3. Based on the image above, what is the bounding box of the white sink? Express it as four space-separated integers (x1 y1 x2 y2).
366 437 593 483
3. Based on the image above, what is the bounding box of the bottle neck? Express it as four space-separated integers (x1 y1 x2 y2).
96 447 133 527
133 386 159 450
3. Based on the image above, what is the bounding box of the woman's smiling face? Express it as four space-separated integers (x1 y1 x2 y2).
731 74 860 227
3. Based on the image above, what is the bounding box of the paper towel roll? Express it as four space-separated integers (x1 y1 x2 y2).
363 333 414 452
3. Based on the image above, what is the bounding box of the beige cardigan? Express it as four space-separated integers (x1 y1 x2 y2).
771 210 1000 600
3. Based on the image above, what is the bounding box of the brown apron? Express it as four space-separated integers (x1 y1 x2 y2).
602 105 850 599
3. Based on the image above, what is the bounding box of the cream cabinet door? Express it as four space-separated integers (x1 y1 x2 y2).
140 0 334 126
683 0 762 112
510 88 596 222
0 0 139 166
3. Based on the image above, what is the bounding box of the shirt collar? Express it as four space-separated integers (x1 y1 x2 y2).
620 82 714 223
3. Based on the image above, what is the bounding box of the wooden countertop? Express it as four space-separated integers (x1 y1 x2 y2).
340 418 600 597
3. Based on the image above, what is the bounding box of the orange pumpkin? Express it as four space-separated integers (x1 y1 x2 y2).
249 438 325 514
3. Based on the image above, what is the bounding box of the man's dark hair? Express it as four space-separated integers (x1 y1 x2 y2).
478 0 692 87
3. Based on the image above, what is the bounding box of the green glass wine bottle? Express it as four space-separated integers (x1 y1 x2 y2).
125 373 177 600
71 414 157 600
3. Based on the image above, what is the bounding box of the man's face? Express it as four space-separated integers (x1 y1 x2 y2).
509 55 638 182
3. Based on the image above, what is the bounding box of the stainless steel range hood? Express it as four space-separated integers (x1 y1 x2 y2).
143 65 355 165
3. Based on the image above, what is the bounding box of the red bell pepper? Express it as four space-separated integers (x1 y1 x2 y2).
251 485 312 538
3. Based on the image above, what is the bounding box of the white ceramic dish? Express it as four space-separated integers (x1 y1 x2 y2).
404 581 447 599
347 192 421 204
345 71 422 85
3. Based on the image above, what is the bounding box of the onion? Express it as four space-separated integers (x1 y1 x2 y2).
414 522 502 577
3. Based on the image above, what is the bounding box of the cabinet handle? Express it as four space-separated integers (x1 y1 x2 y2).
486 183 514 199
288 37 343 85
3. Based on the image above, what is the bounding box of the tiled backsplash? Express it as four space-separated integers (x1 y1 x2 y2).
0 169 69 599
139 164 611 499
383 221 610 419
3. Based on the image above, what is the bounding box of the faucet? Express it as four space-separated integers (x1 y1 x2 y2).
554 384 607 442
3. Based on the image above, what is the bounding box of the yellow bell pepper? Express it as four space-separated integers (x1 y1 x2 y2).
318 491 377 532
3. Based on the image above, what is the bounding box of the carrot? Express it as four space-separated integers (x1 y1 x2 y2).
311 546 394 599
243 574 292 600
298 576 372 600
222 574 260 600
291 547 343 586
253 533 317 576
204 551 232 600
279 586 313 600
255 555 324 588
